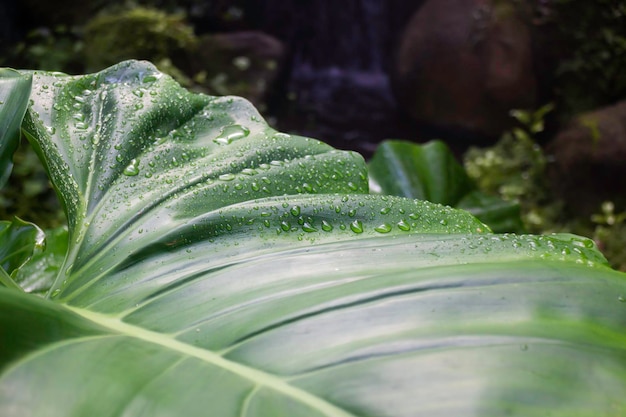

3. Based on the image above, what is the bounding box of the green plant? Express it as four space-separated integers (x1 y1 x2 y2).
368 139 524 233
592 201 626 272
0 25 84 74
464 105 554 233
1 61 625 416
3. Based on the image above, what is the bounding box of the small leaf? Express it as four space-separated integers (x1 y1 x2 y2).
0 218 45 289
12 226 68 295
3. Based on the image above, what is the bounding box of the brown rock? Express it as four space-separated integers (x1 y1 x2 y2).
547 100 626 216
392 0 537 139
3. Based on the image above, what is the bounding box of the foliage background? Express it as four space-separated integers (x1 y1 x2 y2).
0 0 625 269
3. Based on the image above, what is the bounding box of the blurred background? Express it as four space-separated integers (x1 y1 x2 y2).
1 0 625 269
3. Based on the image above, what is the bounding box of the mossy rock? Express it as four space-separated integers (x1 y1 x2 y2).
83 6 197 73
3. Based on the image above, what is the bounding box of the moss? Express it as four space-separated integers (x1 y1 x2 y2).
83 6 197 74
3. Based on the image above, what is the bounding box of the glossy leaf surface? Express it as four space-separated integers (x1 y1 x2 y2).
369 140 524 233
0 69 32 188
1 61 625 417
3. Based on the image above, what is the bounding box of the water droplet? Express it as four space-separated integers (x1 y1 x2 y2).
302 222 318 233
45 126 56 135
241 168 257 176
397 220 411 231
571 237 595 248
290 206 301 217
439 219 448 226
618 296 625 303
374 223 392 233
123 159 140 176
350 220 364 234
219 173 235 181
380 207 391 215
348 209 357 217
213 124 250 145
321 220 333 232
280 221 291 231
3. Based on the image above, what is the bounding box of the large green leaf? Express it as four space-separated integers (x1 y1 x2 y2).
369 140 524 233
1 61 626 416
0 69 31 189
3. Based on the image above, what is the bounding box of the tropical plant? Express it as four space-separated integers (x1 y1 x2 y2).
1 61 625 416
368 139 524 233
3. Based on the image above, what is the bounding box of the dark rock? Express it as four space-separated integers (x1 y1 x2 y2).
547 100 626 216
392 0 538 139
259 0 425 156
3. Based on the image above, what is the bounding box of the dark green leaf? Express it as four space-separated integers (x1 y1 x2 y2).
458 190 525 234
12 226 68 295
0 69 32 189
369 140 472 205
369 140 524 232
0 218 45 288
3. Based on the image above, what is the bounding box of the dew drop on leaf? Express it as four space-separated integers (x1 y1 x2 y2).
374 223 392 233
397 220 411 231
350 220 364 234
219 173 235 181
213 124 250 145
123 159 140 176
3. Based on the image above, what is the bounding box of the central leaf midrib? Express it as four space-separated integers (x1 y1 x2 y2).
67 305 356 417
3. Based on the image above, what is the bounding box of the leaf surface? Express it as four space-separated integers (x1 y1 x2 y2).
1 61 625 417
